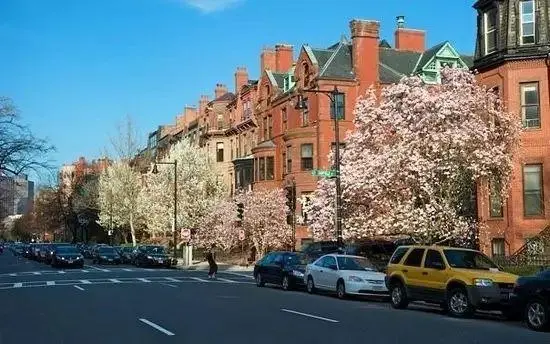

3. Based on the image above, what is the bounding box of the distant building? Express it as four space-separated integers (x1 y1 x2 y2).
0 174 35 218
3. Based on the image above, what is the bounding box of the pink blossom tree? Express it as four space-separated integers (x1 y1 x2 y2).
193 198 239 251
236 188 293 260
308 68 521 244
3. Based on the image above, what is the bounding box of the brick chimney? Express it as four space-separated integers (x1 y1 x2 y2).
215 83 228 99
260 47 276 72
350 19 380 95
275 44 293 72
394 16 425 53
235 67 249 94
199 95 210 116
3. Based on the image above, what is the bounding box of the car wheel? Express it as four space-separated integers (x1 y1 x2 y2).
336 280 346 299
282 275 290 291
525 298 549 331
390 281 408 309
306 276 315 294
255 273 265 287
447 287 474 318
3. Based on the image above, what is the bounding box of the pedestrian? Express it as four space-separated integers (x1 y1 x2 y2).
205 247 218 279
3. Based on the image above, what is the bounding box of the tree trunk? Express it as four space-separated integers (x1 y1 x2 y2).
129 213 137 246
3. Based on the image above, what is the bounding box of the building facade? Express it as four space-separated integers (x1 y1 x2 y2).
0 174 34 218
473 0 550 257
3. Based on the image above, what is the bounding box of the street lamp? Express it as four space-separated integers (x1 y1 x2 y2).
295 85 344 247
151 160 178 260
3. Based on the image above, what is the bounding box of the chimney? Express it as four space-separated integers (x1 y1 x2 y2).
350 19 380 95
275 44 293 72
215 83 227 99
235 67 249 94
260 47 276 72
394 16 425 53
199 95 210 115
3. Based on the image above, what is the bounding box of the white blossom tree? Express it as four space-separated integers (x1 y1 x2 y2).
236 188 293 259
308 68 521 244
98 161 144 246
193 198 239 251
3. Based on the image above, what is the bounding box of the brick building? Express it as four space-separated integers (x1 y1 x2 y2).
473 0 550 257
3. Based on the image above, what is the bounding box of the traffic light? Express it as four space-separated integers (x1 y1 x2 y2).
237 203 244 221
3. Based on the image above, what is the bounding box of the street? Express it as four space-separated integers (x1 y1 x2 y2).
0 252 547 344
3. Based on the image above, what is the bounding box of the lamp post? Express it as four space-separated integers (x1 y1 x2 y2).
152 160 178 260
295 85 344 247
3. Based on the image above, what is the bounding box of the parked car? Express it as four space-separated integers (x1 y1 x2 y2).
51 245 85 268
22 244 32 258
133 245 174 268
510 268 550 331
92 246 121 265
119 246 135 264
45 243 73 264
385 245 518 318
342 239 401 272
300 241 343 262
305 254 388 299
254 251 307 290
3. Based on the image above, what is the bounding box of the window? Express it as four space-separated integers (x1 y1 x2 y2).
403 248 425 267
301 144 313 171
330 93 345 120
301 98 309 126
303 63 310 87
266 157 274 180
389 247 409 264
286 146 292 173
484 8 498 55
262 117 268 140
321 256 337 268
216 142 224 162
268 115 273 139
259 158 265 181
491 238 505 257
230 140 234 161
521 83 540 128
523 164 543 216
520 0 536 45
282 107 287 131
489 181 503 218
424 250 445 269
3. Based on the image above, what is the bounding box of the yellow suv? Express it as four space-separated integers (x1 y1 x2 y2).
385 245 518 317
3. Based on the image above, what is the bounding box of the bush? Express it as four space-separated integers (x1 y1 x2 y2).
502 265 545 276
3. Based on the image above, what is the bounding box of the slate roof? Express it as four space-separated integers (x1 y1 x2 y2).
414 41 447 73
271 72 286 89
212 92 236 102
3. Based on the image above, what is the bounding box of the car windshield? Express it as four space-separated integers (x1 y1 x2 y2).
122 247 133 252
443 249 498 270
146 246 165 254
99 247 116 254
286 253 307 266
57 246 79 254
337 256 375 271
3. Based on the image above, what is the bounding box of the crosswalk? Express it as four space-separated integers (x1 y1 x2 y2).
0 267 178 278
0 275 254 290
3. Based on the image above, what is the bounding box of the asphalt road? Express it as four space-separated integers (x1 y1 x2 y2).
0 251 548 344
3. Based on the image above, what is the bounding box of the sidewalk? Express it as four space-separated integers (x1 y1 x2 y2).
175 259 254 272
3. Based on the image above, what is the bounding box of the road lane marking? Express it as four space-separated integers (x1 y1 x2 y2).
190 277 209 282
161 283 177 288
164 277 180 282
80 280 91 284
138 278 151 283
9 273 16 277
32 272 41 275
123 268 133 272
216 278 236 283
80 269 89 273
13 283 22 288
280 309 339 323
46 281 55 286
138 318 175 336
58 271 66 274
84 265 109 272
221 271 254 279
109 279 122 283
74 285 85 291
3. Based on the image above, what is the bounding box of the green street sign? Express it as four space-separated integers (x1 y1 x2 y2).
311 169 338 178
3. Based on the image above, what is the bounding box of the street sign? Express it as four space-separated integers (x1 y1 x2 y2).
311 169 338 178
238 230 245 241
181 228 191 241
107 230 113 236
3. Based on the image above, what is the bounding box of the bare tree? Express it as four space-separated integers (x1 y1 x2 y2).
109 115 142 162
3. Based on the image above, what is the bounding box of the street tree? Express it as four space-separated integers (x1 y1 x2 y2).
33 186 65 240
236 188 292 260
308 68 521 244
109 115 142 162
98 161 143 246
193 198 239 251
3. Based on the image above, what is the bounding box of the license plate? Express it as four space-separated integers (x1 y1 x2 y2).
68 260 73 263
108 259 113 261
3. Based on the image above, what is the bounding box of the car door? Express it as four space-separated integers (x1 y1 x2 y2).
323 256 340 291
419 249 448 302
401 248 426 299
258 253 275 282
308 256 328 289
316 256 337 289
271 253 285 285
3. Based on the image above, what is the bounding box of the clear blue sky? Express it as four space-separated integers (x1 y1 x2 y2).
0 0 476 182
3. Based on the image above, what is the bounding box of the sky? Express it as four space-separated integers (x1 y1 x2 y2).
0 0 477 183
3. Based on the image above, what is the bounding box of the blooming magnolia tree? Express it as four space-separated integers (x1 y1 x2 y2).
142 139 226 244
193 198 239 251
308 68 521 244
98 161 144 246
236 188 293 260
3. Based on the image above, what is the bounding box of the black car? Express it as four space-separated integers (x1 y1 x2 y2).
51 245 85 268
510 268 550 331
45 243 73 264
133 245 174 268
92 246 121 265
300 241 343 262
254 251 307 291
119 246 135 264
342 239 400 272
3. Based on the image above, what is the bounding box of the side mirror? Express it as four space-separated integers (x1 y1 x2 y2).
328 264 338 271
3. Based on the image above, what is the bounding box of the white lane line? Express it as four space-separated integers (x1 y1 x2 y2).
109 279 122 283
9 273 16 277
74 285 85 291
84 265 109 272
13 283 22 288
221 271 254 279
80 280 91 284
216 278 236 283
280 309 339 323
138 278 151 283
161 283 177 288
32 272 41 275
123 268 133 272
190 277 209 282
80 269 89 273
164 277 180 282
138 318 175 336
58 271 66 274
46 281 55 286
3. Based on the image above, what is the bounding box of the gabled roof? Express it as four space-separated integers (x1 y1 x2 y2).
211 92 236 103
308 38 355 80
414 41 447 73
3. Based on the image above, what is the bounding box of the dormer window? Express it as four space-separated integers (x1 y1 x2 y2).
520 0 535 45
484 8 498 55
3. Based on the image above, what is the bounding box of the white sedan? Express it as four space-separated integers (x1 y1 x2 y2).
304 254 388 299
